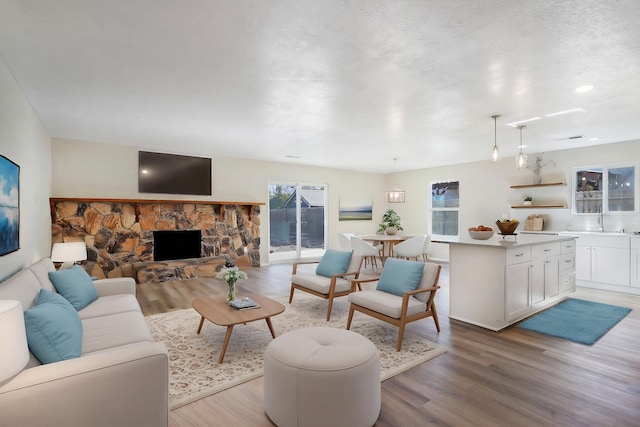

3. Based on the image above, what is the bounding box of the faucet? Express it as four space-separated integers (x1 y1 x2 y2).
597 206 604 232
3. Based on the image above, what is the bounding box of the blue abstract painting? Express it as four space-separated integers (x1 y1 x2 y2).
0 155 19 256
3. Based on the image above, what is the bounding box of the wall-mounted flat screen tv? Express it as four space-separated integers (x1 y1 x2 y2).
138 151 212 196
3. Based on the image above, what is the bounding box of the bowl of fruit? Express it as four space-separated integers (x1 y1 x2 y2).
468 225 495 240
495 219 519 235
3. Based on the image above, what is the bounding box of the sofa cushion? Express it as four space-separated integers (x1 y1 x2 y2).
376 258 425 296
316 250 353 278
81 311 153 354
77 294 142 320
291 273 352 295
23 289 83 364
0 269 41 310
27 257 56 292
49 265 98 310
348 289 426 319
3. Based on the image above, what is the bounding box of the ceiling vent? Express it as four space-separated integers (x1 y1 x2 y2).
568 135 585 140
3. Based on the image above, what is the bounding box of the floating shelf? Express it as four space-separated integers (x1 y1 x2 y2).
511 204 566 209
510 182 566 189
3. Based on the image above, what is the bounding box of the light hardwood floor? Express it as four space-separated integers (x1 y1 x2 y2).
137 263 640 427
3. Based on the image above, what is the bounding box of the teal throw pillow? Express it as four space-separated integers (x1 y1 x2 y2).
23 289 83 364
315 249 353 278
376 258 425 296
48 265 98 310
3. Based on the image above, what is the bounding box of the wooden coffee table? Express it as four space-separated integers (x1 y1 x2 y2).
192 294 285 363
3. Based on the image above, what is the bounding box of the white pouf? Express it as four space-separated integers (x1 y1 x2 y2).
263 326 381 427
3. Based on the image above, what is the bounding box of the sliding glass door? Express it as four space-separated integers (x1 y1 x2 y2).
268 182 326 262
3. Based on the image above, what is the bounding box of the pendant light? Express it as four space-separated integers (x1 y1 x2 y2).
490 114 501 161
386 158 405 203
516 125 528 169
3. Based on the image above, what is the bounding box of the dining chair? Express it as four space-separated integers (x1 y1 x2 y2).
347 258 442 351
422 234 432 261
339 232 355 251
289 250 363 320
350 236 383 270
392 235 427 260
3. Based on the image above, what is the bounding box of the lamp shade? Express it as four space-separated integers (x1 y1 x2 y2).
0 300 29 382
51 242 87 269
51 242 87 263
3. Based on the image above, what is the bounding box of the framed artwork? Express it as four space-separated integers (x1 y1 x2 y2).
339 198 373 221
0 155 19 256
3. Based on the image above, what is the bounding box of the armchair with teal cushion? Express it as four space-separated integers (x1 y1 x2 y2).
347 258 442 351
289 250 363 320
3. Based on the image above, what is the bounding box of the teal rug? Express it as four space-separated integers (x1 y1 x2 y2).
518 299 632 345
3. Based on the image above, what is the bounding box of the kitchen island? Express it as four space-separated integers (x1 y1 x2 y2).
439 233 577 331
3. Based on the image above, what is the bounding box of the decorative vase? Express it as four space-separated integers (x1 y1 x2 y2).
385 226 397 235
533 172 542 185
227 280 236 302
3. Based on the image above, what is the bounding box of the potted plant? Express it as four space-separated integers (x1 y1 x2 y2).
523 196 533 206
378 209 403 235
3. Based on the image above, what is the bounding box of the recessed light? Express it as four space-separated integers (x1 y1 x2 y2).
506 117 542 127
588 137 600 141
575 85 594 93
286 155 301 159
141 169 149 174
545 108 585 117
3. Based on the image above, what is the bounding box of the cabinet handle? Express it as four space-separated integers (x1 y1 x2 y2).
544 249 551 252
515 253 524 257
564 259 572 263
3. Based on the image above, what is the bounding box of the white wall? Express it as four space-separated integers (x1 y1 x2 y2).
51 139 387 264
0 58 52 280
388 139 640 261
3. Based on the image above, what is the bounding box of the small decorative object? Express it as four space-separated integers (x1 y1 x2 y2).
523 196 533 206
527 153 556 185
468 224 495 240
377 209 403 234
216 262 248 302
524 214 544 231
495 219 520 235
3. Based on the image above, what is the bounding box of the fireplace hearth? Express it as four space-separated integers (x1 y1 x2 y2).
153 229 202 261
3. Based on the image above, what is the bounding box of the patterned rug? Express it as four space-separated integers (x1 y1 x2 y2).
145 293 447 410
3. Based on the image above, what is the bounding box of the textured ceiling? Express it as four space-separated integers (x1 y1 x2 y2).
1 0 639 173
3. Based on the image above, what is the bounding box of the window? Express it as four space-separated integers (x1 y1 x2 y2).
431 180 459 236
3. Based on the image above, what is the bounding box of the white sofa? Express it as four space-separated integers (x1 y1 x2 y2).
0 258 169 427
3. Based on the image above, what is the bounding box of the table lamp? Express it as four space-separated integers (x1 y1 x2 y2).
0 300 29 383
51 242 87 270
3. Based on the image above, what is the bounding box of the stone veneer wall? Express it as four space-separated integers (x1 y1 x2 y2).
51 199 261 281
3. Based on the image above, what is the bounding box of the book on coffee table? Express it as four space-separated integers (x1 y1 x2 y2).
229 297 261 310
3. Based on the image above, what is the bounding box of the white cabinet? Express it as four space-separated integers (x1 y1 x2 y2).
572 163 638 214
632 238 640 288
575 235 630 288
448 236 577 331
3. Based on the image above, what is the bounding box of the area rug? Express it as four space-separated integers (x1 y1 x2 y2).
518 298 632 345
145 293 447 410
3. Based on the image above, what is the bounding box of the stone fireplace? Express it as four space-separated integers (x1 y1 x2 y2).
50 198 263 283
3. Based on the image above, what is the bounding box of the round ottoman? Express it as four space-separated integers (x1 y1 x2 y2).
263 326 380 427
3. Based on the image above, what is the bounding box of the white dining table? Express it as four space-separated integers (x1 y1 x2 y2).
357 233 414 258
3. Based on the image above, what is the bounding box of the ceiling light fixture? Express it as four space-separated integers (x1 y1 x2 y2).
490 114 501 162
588 137 600 141
516 125 528 169
506 116 541 127
386 158 405 203
575 85 594 93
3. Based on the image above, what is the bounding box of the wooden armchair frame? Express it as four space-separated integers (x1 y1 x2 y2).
289 258 363 321
346 264 441 351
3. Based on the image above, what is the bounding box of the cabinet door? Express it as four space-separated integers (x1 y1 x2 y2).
545 256 560 299
632 250 640 288
575 246 591 281
592 247 630 286
505 263 531 321
531 259 545 306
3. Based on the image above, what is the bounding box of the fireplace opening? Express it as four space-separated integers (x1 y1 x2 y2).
153 230 202 261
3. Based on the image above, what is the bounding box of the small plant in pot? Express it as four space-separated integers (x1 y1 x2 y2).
378 209 403 235
523 196 533 206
